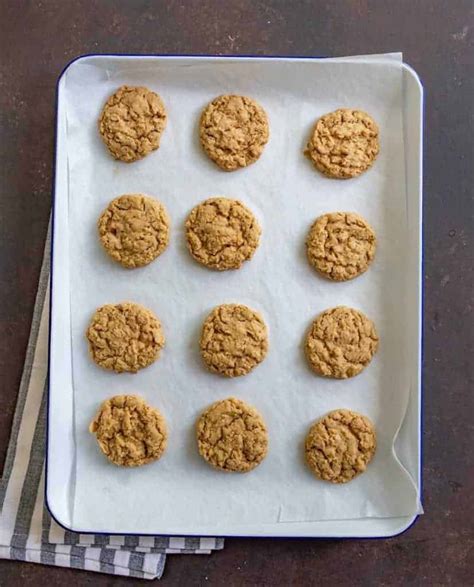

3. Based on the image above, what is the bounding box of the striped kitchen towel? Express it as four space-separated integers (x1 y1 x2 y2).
0 226 224 579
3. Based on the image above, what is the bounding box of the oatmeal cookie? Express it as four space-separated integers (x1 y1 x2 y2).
98 194 170 268
305 306 378 378
306 212 376 281
196 397 268 472
89 395 167 467
86 302 165 373
200 304 268 377
200 95 269 171
185 197 260 270
305 409 376 483
305 109 379 178
98 85 167 162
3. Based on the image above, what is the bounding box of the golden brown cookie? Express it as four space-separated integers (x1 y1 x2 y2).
89 395 167 467
86 302 165 373
200 304 268 377
98 194 170 269
185 197 261 270
98 85 167 163
196 397 268 472
305 306 378 379
306 212 376 281
305 109 379 179
305 409 376 483
199 95 269 171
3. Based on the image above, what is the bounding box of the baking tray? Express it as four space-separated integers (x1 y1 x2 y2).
47 54 423 537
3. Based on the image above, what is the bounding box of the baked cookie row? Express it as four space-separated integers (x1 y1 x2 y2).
90 395 377 484
86 302 378 379
98 194 377 280
99 86 379 178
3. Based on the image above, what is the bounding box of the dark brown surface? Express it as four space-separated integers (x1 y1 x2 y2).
1 0 473 585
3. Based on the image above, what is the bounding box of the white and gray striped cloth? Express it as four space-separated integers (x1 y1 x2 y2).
0 228 224 579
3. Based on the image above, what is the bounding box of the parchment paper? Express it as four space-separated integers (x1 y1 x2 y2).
62 54 421 533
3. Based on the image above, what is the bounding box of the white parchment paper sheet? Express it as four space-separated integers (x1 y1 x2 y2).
63 54 420 533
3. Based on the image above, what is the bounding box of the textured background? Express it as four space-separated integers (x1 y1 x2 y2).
0 1 472 584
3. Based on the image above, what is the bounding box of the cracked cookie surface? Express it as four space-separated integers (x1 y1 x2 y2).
305 109 379 179
200 95 269 171
305 306 378 379
196 397 268 472
89 395 167 467
305 409 376 483
98 194 170 268
86 302 165 373
306 212 376 281
185 197 261 270
99 85 167 162
200 304 268 377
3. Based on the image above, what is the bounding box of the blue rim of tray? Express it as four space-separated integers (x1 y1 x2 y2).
46 53 424 539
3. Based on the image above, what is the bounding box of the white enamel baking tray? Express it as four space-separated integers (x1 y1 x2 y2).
47 55 423 538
